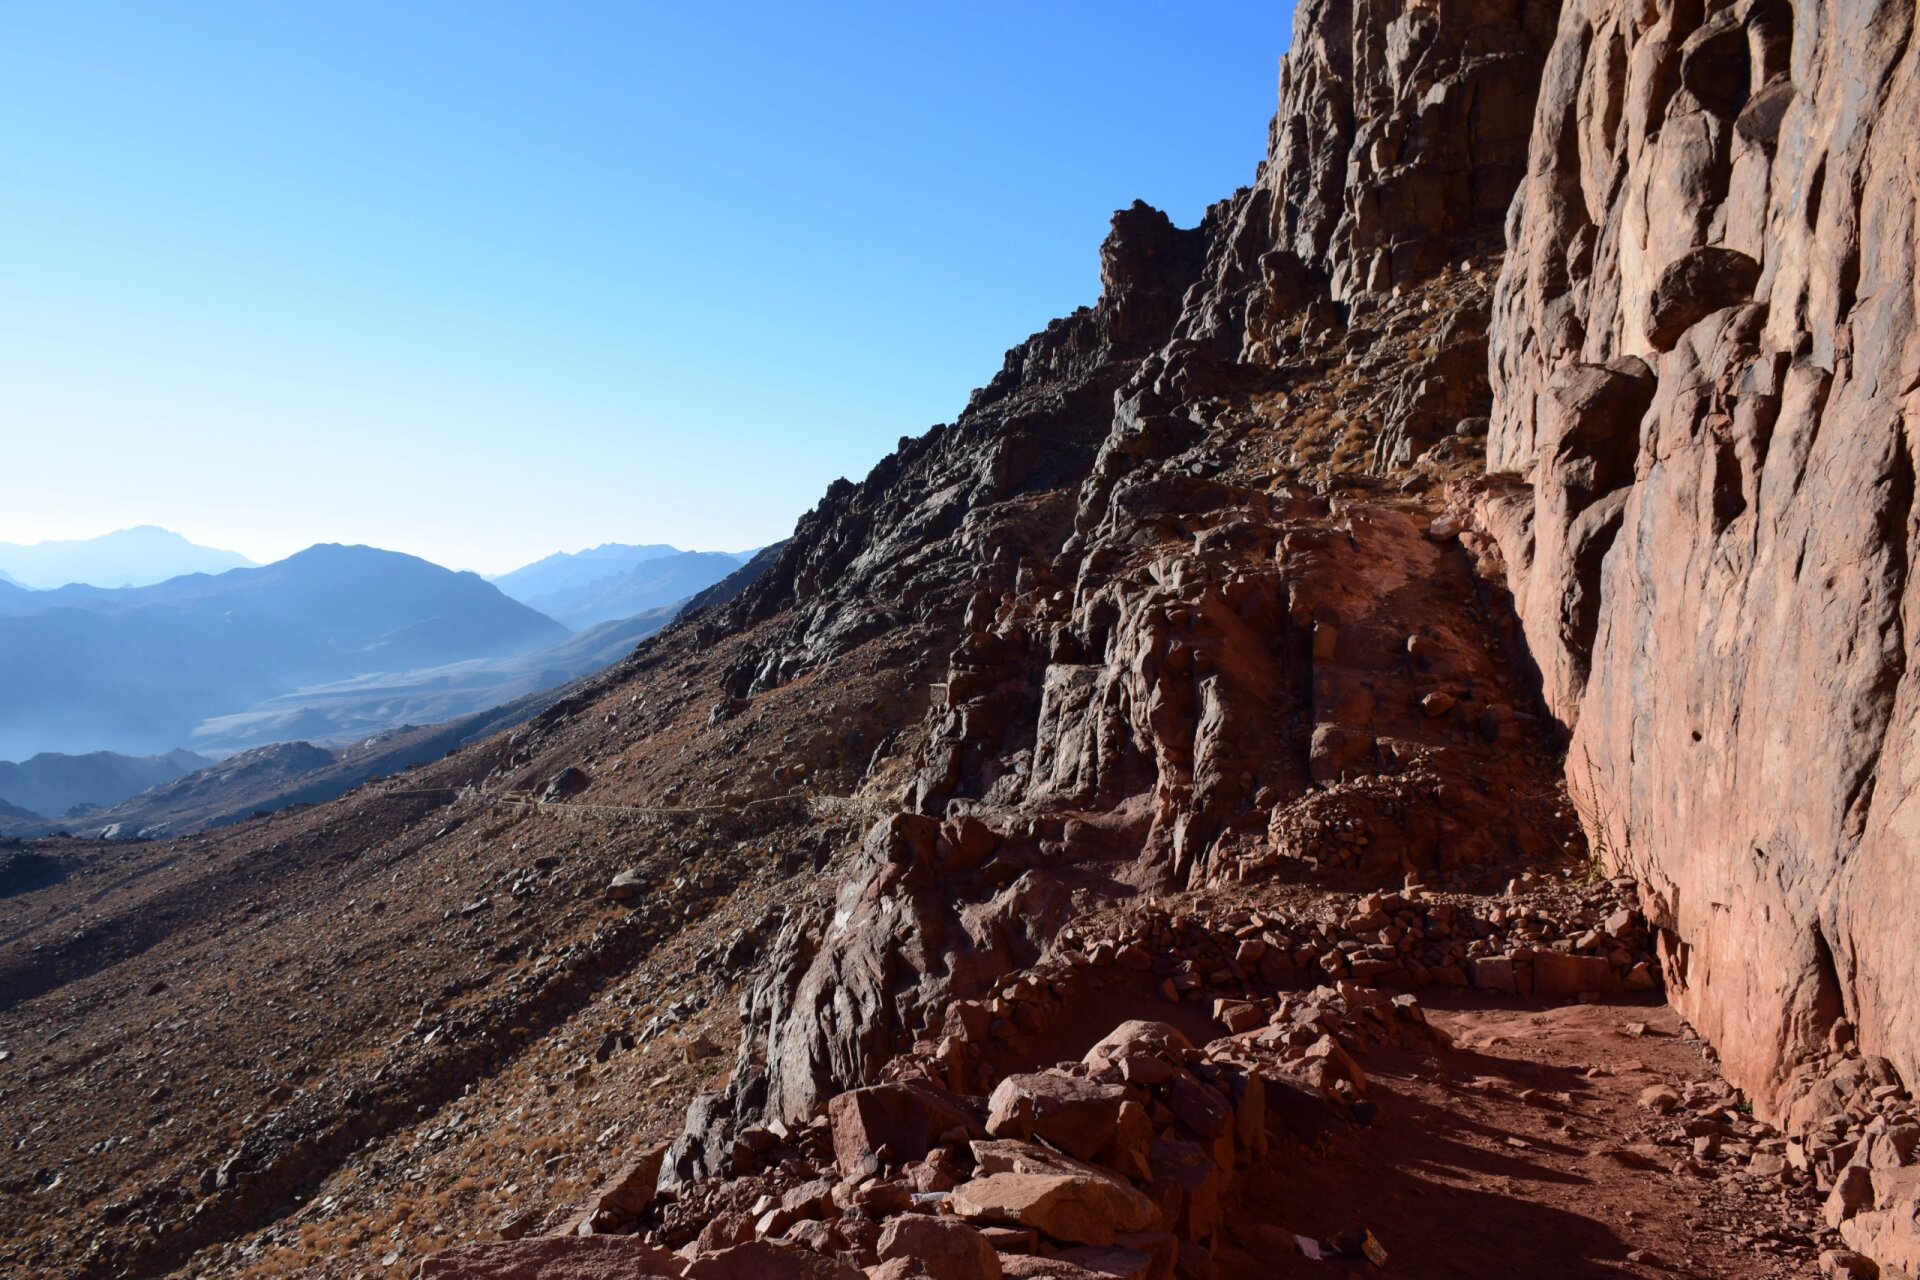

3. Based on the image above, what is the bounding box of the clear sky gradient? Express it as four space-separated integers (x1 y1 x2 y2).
0 2 1294 574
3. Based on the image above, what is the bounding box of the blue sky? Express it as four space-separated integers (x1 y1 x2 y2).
0 2 1293 574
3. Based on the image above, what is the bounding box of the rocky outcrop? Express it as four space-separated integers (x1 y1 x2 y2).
658 0 1575 1191
1178 0 1559 366
665 10 1920 1267
1480 0 1920 1144
642 14 1920 1279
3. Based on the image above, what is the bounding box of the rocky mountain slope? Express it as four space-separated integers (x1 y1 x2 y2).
3 1 1918 1278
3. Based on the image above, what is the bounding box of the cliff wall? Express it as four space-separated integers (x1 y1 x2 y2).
1482 0 1920 1129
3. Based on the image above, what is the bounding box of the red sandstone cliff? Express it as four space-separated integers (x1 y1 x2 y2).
1481 0 1920 1137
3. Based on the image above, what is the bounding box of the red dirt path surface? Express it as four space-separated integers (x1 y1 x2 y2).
1226 997 1820 1278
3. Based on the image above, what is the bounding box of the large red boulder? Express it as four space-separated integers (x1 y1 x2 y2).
828 1082 980 1178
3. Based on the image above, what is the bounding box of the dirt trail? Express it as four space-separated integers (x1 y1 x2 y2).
1229 997 1821 1278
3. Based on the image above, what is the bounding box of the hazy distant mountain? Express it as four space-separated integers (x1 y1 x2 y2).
77 553 783 829
0 749 209 819
0 795 43 824
69 686 581 840
189 603 679 753
520 549 752 630
0 544 568 758
0 567 23 588
0 526 254 589
490 542 680 604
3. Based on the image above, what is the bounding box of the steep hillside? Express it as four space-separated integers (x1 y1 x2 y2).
4 2 1918 1279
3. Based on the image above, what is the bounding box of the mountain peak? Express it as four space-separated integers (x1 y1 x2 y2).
491 541 706 608
0 527 254 590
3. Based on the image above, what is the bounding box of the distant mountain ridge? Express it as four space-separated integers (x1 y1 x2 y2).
0 544 567 758
517 548 752 629
0 749 210 819
0 526 253 589
488 542 680 603
189 603 680 753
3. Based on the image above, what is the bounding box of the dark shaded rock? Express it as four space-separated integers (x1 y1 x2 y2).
1644 247 1762 352
540 767 590 803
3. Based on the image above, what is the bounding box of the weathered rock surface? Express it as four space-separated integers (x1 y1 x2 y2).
654 0 1581 1210
875 1215 1002 1280
950 1171 1158 1248
1481 0 1920 1161
826 1083 981 1178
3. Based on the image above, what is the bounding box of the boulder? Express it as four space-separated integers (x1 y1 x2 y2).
1083 1022 1195 1068
586 1143 668 1217
1837 1167 1920 1277
1144 1138 1225 1242
829 1083 979 1177
539 766 590 803
971 1138 1121 1179
1828 1165 1879 1229
1817 1250 1880 1280
950 1172 1159 1247
1467 956 1516 993
1543 359 1655 504
866 1261 932 1280
1056 1244 1163 1280
1211 1001 1265 1034
1532 951 1613 998
998 1258 1110 1279
1300 1035 1366 1099
685 1242 865 1279
1642 247 1761 351
1308 725 1373 784
876 1215 1001 1280
987 1073 1134 1164
1167 1074 1231 1142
